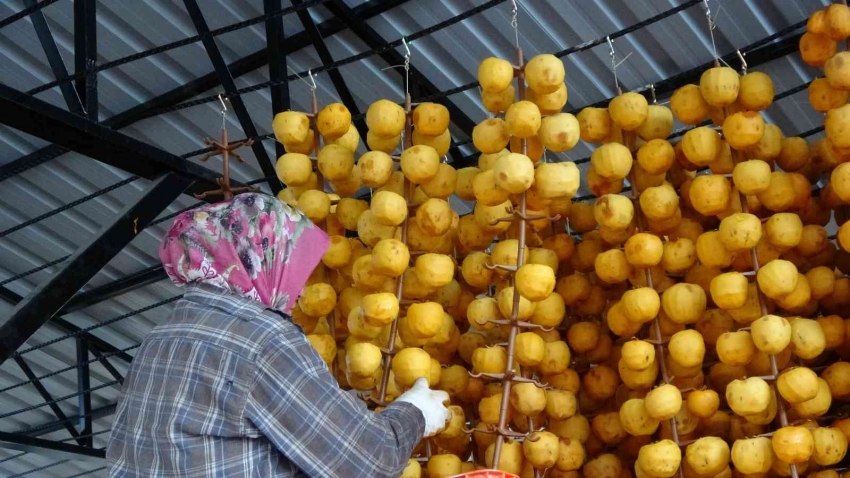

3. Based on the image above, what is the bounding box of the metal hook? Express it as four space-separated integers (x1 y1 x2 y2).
218 94 228 131
607 36 620 93
307 69 317 90
737 50 747 75
218 93 228 113
650 84 657 104
402 37 411 59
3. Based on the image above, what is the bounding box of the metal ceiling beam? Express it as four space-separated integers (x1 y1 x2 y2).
75 338 93 448
59 265 165 316
25 0 83 115
0 173 190 365
25 403 116 438
0 431 104 462
0 0 408 181
324 0 471 163
0 82 232 195
183 0 281 196
74 0 97 119
265 0 288 159
0 286 134 365
13 356 83 445
293 0 367 140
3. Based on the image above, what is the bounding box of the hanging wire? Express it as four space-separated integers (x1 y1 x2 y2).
0 0 61 30
218 94 228 131
704 0 720 61
607 36 620 93
510 0 519 48
737 49 748 75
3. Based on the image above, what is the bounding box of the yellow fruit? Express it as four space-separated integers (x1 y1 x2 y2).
523 431 560 469
726 377 771 416
645 384 682 421
515 332 545 367
525 54 565 94
415 198 452 237
710 272 749 309
636 104 673 141
641 184 679 221
275 152 312 186
682 126 721 166
609 92 649 131
686 437 730 476
756 259 798 299
716 331 755 366
412 103 449 137
757 171 796 212
322 235 352 270
511 382 547 416
367 99 405 138
809 77 849 112
413 128 451 157
494 153 534 194
297 189 331 223
577 107 612 143
472 346 507 374
539 341 571 375
637 439 681 478
400 145 440 184
790 318 825 360
316 102 351 139
594 194 634 231
723 111 765 150
367 130 400 153
621 340 656 370
545 389 577 420
826 3 850 40
671 84 710 125
733 160 771 196
505 100 541 139
700 67 740 106
661 283 706 324
718 213 762 252
473 118 511 154
317 144 354 181
618 398 660 436
812 427 848 466
358 151 394 188
594 249 632 284
539 113 580 152
751 314 792 354
668 329 705 368
478 57 514 92
328 123 359 152
792 377 833 418
414 254 454 289
801 32 838 68
777 367 819 404
637 139 675 175
371 191 407 227
534 162 580 199
346 341 382 378
371 239 410 277
621 287 660 324
481 84 516 114
399 459 421 478
826 104 850 150
689 175 730 217
497 286 535 320
307 334 336 367
427 454 461 478
731 437 774 474
687 389 719 419
273 111 310 144
516 263 556 302
771 426 814 464
591 143 632 180
420 163 456 198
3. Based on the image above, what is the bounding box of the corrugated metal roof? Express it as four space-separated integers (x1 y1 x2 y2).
0 0 833 475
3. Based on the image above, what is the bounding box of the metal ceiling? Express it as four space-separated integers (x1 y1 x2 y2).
0 0 833 475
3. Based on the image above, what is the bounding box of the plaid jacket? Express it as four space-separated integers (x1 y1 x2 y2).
106 284 424 477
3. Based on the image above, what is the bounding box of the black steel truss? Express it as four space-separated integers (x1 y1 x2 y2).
74 0 97 120
0 431 105 462
75 338 93 448
0 0 407 182
0 173 190 365
265 0 289 159
13 356 83 445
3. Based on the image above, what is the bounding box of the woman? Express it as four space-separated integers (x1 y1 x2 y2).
106 193 450 477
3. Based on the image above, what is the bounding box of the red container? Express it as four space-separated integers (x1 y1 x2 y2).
450 471 519 478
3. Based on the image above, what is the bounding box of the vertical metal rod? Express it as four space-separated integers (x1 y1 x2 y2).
377 92 414 403
624 130 683 478
492 45 528 470
264 0 288 158
75 337 92 447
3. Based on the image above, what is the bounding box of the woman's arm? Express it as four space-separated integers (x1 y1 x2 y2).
245 327 425 478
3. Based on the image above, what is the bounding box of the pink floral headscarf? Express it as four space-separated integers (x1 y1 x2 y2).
159 193 329 313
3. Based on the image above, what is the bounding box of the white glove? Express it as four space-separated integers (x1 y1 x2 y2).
395 378 452 437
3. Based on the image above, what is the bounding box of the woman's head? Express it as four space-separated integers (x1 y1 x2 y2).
160 193 329 313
